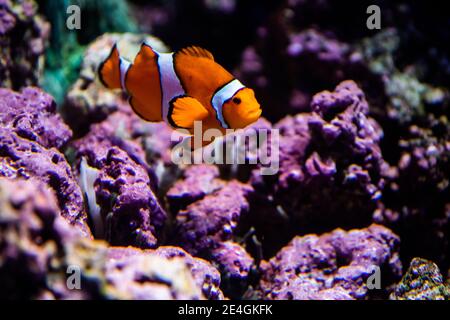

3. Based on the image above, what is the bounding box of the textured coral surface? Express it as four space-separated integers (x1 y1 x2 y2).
0 0 449 300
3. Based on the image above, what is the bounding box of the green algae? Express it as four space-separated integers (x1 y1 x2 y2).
39 0 138 105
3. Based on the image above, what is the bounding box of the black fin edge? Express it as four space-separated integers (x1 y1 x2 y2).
167 95 192 130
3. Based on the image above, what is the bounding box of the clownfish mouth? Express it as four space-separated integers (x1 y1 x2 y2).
247 108 262 120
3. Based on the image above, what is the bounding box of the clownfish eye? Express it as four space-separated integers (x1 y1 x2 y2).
232 97 241 104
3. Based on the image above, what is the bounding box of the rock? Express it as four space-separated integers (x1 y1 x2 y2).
0 87 71 149
0 177 222 300
375 116 450 267
391 258 449 300
210 241 254 298
63 240 222 300
168 165 255 296
173 177 252 256
0 87 90 236
71 111 167 248
108 246 224 300
259 224 402 300
0 0 50 89
0 177 81 299
250 81 387 256
167 165 225 214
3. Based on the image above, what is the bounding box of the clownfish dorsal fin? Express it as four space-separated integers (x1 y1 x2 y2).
98 43 121 89
175 46 214 61
168 96 209 129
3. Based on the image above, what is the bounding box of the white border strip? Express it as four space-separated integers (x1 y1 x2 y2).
158 52 185 123
211 79 245 129
119 57 131 93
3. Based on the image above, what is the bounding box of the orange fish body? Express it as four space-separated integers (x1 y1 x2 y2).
98 43 261 144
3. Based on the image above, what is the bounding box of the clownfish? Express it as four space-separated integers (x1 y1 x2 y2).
98 43 261 145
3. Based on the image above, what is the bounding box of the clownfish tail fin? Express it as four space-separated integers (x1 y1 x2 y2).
98 43 131 91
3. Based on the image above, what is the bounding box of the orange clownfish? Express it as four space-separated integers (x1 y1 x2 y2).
98 43 262 144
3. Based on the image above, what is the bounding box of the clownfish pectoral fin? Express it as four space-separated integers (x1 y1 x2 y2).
98 44 122 89
168 96 209 129
175 46 214 61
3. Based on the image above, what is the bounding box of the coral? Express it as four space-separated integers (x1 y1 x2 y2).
0 129 90 236
63 240 223 300
63 241 223 300
375 116 450 267
101 247 204 300
210 241 254 298
0 177 222 300
167 165 225 214
354 28 450 268
172 175 252 256
0 87 90 236
168 165 255 296
259 224 402 300
250 81 387 256
0 87 71 149
356 28 449 125
0 0 50 89
0 177 81 299
391 258 449 300
109 246 224 300
71 111 167 248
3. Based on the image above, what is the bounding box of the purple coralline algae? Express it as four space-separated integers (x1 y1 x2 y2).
108 246 224 300
0 87 90 236
71 111 167 248
167 165 226 213
259 224 402 300
285 29 357 108
250 80 387 255
390 258 449 300
0 177 81 299
173 175 252 256
0 0 49 89
0 87 71 149
210 241 254 297
375 117 450 267
63 241 223 300
168 165 255 296
0 176 223 299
